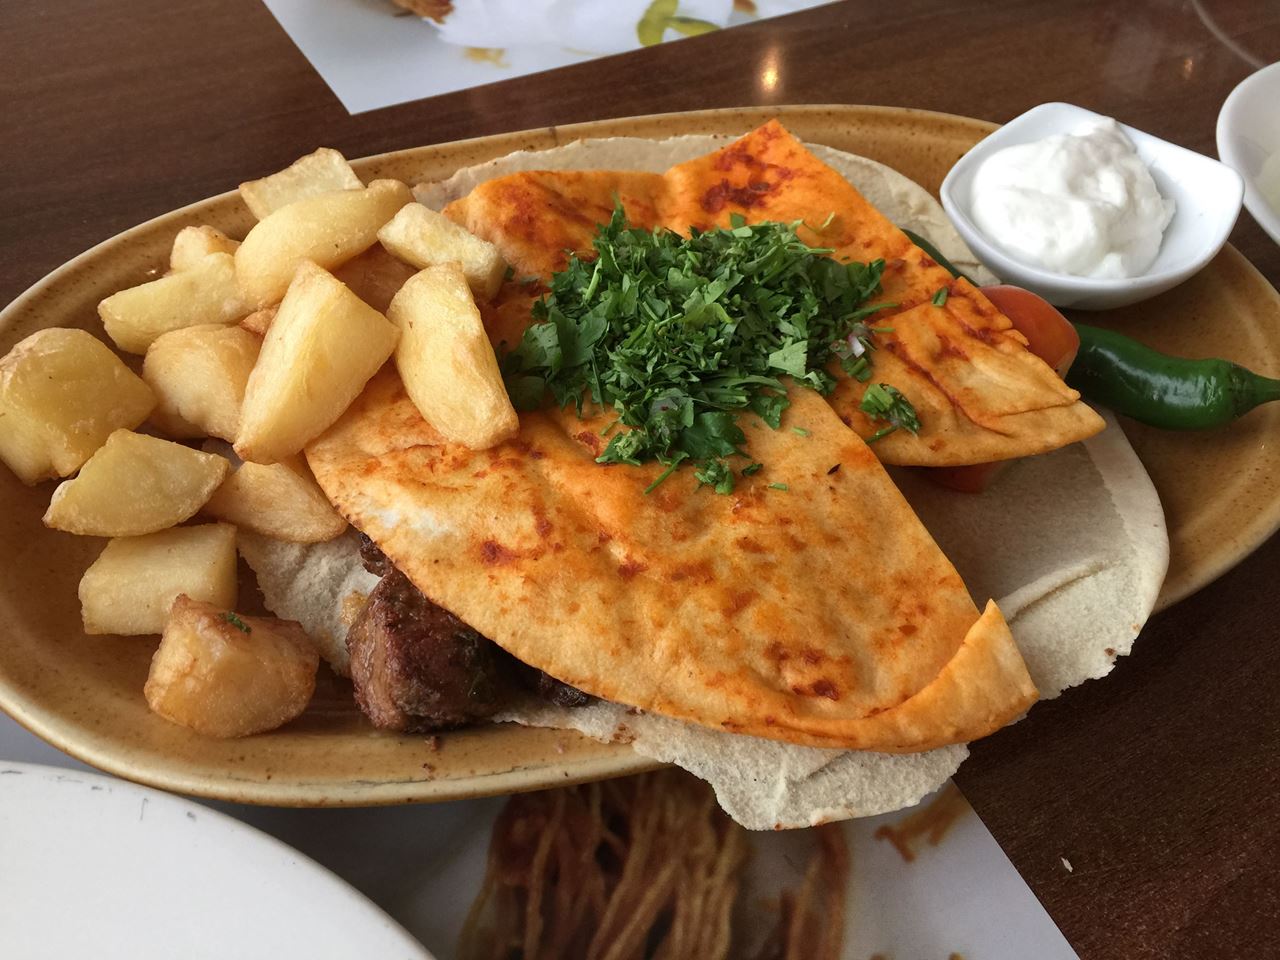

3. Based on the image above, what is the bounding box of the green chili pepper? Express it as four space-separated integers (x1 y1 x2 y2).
1068 324 1280 430
900 228 977 286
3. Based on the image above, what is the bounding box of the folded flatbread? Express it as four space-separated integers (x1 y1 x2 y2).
308 375 1036 752
442 120 1104 465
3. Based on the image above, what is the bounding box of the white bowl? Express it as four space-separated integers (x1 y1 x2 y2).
1217 61 1280 248
940 102 1244 310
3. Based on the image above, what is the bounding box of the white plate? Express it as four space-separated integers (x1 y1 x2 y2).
1217 60 1280 247
0 762 434 960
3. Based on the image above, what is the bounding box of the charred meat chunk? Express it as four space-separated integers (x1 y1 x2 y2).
347 570 510 732
348 528 593 724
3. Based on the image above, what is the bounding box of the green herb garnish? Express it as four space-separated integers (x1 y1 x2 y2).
860 383 921 443
693 458 736 494
791 426 811 437
503 205 914 491
222 612 251 634
768 482 790 491
932 286 949 307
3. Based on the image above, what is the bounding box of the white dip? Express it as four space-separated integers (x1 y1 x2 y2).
969 118 1175 279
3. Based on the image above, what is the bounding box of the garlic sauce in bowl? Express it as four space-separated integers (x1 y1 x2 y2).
969 119 1174 280
941 103 1244 310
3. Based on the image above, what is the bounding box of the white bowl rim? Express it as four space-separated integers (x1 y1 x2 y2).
1216 61 1280 243
941 101 1244 292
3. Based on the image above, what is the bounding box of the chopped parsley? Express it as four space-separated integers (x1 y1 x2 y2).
222 612 251 634
502 205 917 492
860 383 921 443
768 482 790 492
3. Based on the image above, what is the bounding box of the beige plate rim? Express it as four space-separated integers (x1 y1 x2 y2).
1 104 1277 806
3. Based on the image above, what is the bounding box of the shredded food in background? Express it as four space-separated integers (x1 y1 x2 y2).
748 822 848 960
873 782 970 863
460 771 848 960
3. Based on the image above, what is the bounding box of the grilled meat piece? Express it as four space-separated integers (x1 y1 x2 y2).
348 529 593 725
347 570 510 732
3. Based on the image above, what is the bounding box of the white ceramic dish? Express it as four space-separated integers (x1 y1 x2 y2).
941 102 1243 310
1217 61 1280 247
0 762 434 960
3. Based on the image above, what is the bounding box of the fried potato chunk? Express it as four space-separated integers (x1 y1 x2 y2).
78 524 237 635
99 252 248 354
0 328 155 484
143 325 260 441
145 595 318 738
377 202 507 301
204 455 347 542
388 262 518 449
234 179 412 309
239 147 363 221
236 262 399 463
169 225 240 272
44 430 228 537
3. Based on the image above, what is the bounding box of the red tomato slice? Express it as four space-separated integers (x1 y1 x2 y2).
981 284 1080 377
924 285 1079 494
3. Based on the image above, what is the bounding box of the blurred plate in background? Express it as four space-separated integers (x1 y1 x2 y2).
0 762 433 960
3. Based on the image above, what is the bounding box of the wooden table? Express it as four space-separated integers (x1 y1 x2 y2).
2 2 1277 957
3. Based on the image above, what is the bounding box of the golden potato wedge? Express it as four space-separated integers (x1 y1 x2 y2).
78 524 237 635
331 244 419 313
378 202 507 301
236 262 399 463
143 325 260 441
100 252 248 354
0 328 155 484
239 147 363 221
388 262 518 449
169 225 240 272
239 305 277 336
204 456 347 542
234 179 412 309
44 430 229 537
145 595 318 737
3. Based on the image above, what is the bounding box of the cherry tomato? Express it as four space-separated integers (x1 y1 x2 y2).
981 284 1080 377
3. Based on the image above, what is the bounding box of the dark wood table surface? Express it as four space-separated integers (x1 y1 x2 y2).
2 1 1277 957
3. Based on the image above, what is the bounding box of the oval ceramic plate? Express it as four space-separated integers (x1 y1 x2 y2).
0 762 433 958
1 105 1278 806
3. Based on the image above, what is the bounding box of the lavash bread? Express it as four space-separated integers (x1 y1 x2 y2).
237 529 378 677
894 408 1168 697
